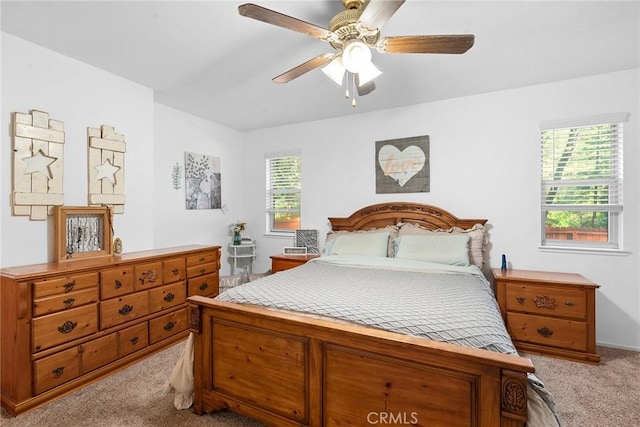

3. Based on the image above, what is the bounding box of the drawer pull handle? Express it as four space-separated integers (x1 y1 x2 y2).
119 304 133 315
52 367 65 378
57 320 77 334
537 327 554 338
565 301 575 307
139 270 158 285
63 281 76 292
62 298 75 309
172 268 179 276
164 321 176 331
130 336 139 345
114 279 122 289
199 282 209 291
164 293 175 302
199 257 205 262
199 268 206 274
516 296 525 304
533 295 557 310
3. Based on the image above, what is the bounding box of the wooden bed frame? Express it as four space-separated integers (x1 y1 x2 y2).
188 202 534 426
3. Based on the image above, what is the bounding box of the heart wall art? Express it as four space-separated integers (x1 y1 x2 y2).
375 135 430 194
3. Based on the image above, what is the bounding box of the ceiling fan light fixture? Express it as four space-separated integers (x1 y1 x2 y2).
341 40 372 73
356 61 382 85
321 56 346 86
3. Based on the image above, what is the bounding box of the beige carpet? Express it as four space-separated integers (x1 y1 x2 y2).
1 343 638 427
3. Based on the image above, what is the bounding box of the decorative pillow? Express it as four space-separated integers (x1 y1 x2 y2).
323 225 398 257
325 231 391 257
397 222 486 267
393 234 471 266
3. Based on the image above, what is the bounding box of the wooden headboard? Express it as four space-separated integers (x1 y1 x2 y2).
328 202 487 231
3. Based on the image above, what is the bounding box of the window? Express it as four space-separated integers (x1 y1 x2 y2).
540 113 627 250
266 153 301 233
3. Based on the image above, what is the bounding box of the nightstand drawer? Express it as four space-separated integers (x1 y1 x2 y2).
507 312 587 352
505 283 587 320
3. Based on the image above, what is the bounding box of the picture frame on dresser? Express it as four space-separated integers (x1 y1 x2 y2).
54 205 113 262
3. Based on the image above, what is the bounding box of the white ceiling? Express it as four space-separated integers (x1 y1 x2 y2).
2 1 639 132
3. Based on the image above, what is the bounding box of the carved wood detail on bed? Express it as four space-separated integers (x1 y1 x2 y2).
328 202 487 231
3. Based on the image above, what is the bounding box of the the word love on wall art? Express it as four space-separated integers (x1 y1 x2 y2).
375 135 430 194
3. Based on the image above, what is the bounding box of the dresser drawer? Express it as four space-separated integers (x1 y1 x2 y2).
187 273 219 297
186 251 217 268
118 322 149 357
163 258 186 284
100 292 150 329
32 304 98 352
33 287 99 317
148 281 186 312
149 308 188 344
33 347 80 395
101 267 135 300
505 283 587 320
507 312 588 352
187 262 217 279
134 262 163 290
80 333 118 373
33 272 99 298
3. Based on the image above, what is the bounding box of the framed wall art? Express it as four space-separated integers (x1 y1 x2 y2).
295 229 319 254
54 206 113 262
185 152 221 210
375 135 430 194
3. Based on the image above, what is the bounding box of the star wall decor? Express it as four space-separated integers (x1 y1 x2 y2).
11 110 65 220
87 125 126 213
22 149 57 179
94 159 120 184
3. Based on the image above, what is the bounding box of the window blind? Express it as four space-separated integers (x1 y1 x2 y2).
541 120 623 212
265 155 301 220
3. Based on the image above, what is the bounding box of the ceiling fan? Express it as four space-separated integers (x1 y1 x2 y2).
238 0 475 104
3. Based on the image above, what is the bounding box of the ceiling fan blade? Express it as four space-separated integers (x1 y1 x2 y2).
358 0 405 32
380 35 475 54
238 3 332 41
355 75 376 96
273 53 335 83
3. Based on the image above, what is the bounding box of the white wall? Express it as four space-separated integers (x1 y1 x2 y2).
242 69 640 351
0 34 246 274
1 33 155 265
152 103 244 276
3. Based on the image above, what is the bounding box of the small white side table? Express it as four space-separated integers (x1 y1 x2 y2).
228 243 256 276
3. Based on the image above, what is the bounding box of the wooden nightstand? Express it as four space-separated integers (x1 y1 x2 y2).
270 254 319 273
493 268 600 364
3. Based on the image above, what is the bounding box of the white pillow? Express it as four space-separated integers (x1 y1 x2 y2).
397 222 486 267
327 231 390 257
323 226 398 257
393 234 471 266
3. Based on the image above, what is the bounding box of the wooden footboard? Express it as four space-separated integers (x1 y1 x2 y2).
188 296 533 427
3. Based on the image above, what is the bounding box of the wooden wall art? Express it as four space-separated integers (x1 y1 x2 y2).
11 110 65 220
87 125 126 213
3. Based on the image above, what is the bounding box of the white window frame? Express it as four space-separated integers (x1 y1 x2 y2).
265 151 301 236
539 112 628 252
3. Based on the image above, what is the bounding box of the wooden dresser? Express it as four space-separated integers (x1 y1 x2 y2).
1 244 220 416
270 254 319 273
493 268 600 364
